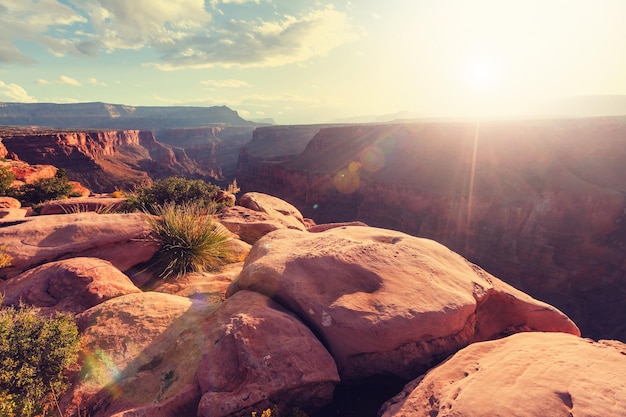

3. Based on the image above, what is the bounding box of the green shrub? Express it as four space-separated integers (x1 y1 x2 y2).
9 168 76 206
125 176 232 213
0 166 15 195
0 301 81 417
146 201 230 279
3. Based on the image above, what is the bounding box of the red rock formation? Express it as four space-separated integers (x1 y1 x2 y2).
0 212 158 279
62 291 339 417
0 257 141 314
236 118 626 341
228 226 579 380
380 332 626 417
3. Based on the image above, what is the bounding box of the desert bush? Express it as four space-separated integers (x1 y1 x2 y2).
9 168 79 206
0 301 80 417
146 201 230 279
0 166 15 195
124 176 233 213
0 244 12 269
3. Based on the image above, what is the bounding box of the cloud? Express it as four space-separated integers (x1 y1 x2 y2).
149 5 359 69
2 1 357 70
0 0 87 63
0 81 37 102
87 77 107 86
57 75 82 86
74 0 212 51
200 79 250 88
34 79 51 85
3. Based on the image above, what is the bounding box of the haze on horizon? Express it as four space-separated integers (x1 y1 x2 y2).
1 0 625 125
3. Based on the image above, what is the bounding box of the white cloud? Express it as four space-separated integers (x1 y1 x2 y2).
87 77 107 86
74 0 212 51
148 4 359 70
34 79 51 85
57 75 82 86
0 81 37 102
200 79 250 88
0 0 87 63
1 1 357 71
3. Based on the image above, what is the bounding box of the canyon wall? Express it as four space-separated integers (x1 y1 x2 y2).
1 126 257 192
237 118 626 341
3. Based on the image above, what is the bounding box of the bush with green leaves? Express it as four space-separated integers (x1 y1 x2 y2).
9 168 78 206
125 176 232 213
0 301 81 417
146 200 230 279
0 165 15 195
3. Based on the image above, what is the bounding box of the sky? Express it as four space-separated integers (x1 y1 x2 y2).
1 0 626 124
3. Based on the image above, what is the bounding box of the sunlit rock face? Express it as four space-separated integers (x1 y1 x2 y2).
236 118 626 341
228 226 580 380
379 332 626 417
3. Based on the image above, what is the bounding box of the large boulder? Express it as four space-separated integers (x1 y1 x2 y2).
219 192 307 244
380 332 626 417
196 290 339 417
0 212 158 279
228 226 580 380
62 291 339 417
0 257 140 314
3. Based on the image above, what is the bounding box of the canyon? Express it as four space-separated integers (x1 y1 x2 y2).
237 117 626 342
0 126 255 192
2 109 625 343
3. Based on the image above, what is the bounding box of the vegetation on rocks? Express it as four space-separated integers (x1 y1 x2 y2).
125 176 233 213
0 166 15 195
146 200 230 279
8 169 80 206
0 300 80 417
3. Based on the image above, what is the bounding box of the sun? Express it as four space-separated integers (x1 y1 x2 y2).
465 54 502 91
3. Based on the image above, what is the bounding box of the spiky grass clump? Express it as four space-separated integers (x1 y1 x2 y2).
147 201 230 279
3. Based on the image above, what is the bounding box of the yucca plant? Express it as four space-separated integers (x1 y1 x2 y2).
146 201 230 279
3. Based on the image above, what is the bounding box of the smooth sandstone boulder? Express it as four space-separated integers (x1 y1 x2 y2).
380 332 626 417
0 212 158 279
0 257 141 314
196 290 339 417
219 192 307 244
63 291 338 417
229 226 580 380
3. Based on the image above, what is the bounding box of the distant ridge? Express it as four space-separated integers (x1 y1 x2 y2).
0 101 256 129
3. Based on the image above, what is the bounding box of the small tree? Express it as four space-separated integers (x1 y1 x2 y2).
0 302 81 417
0 166 15 195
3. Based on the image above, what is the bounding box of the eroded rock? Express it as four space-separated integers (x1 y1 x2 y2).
223 193 308 242
0 212 158 279
228 226 580 380
380 332 626 417
0 257 140 314
62 291 339 417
